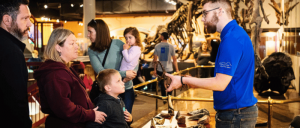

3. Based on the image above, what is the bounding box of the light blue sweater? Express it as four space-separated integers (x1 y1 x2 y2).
88 39 138 90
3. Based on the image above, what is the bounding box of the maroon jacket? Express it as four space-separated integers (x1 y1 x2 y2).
34 60 95 128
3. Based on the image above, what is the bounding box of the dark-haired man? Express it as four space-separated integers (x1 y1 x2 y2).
165 0 258 127
153 32 179 100
0 0 32 127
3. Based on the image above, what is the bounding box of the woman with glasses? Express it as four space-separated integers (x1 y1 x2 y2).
87 19 137 115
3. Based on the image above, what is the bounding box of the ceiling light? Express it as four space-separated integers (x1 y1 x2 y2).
44 4 48 9
80 4 83 7
71 4 74 7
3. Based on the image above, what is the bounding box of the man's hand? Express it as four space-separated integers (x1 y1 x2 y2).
165 73 182 92
126 70 137 79
93 107 107 124
124 110 132 122
123 44 130 50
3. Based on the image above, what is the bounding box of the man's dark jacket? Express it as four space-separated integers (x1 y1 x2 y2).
0 27 32 127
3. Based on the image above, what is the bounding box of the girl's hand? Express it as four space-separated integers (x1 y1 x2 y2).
123 44 130 50
124 110 132 122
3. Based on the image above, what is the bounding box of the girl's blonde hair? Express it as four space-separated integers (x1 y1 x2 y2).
44 28 74 64
123 27 143 51
84 65 95 81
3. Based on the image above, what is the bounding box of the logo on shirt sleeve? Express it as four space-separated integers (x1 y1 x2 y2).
219 62 232 68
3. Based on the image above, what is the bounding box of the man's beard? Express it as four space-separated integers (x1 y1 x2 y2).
205 12 219 33
10 21 29 41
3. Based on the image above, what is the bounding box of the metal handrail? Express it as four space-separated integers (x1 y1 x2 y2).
133 65 299 128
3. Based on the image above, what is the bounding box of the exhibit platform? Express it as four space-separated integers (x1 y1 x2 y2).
131 87 300 128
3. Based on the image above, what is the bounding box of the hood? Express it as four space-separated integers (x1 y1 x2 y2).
93 93 121 104
34 60 69 80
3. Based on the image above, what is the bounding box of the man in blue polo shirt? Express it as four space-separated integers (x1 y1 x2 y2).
165 0 258 127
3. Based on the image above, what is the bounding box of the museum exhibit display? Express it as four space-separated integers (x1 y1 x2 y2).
10 0 299 127
254 52 295 94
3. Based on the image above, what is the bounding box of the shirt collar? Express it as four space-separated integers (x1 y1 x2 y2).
0 27 26 52
220 20 237 40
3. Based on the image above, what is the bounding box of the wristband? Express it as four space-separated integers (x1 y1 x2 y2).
181 76 184 85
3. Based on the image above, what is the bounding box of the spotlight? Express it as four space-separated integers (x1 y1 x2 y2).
56 19 59 22
80 4 83 7
65 20 67 23
71 4 74 7
44 4 48 9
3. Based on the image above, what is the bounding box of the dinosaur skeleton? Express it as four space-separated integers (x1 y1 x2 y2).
269 0 299 26
143 1 203 61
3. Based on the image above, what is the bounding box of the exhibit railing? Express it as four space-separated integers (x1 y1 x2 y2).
27 83 48 128
27 62 48 128
133 65 300 128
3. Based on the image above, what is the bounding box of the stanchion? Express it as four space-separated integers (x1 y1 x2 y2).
156 80 159 110
268 96 273 128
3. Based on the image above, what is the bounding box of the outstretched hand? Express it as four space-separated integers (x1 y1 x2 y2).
165 73 182 92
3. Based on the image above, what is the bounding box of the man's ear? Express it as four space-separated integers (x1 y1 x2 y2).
2 15 12 28
104 85 111 92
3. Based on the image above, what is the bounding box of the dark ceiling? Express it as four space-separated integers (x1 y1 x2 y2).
29 0 181 21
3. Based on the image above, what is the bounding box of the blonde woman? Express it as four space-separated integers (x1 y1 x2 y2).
34 28 106 128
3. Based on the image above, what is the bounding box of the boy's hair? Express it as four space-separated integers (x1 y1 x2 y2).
123 27 143 51
96 69 119 93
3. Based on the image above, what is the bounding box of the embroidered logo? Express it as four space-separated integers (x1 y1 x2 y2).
219 62 232 68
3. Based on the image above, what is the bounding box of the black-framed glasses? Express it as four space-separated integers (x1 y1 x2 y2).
202 7 220 18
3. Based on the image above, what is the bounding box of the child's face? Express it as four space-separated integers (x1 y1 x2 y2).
125 33 136 46
108 73 125 95
202 43 208 51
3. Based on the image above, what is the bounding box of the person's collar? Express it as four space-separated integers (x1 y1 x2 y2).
220 20 236 40
0 27 26 52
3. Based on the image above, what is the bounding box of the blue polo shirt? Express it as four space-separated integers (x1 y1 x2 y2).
213 20 257 110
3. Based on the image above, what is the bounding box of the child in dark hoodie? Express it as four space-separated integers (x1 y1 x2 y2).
86 69 132 128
